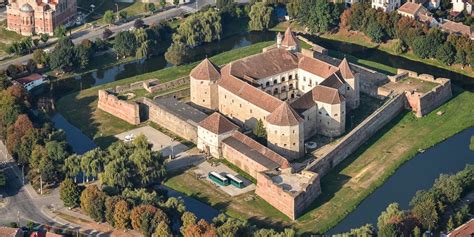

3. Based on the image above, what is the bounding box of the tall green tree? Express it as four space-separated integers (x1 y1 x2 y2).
410 190 439 230
366 21 384 43
165 40 191 65
114 31 139 58
103 10 116 24
49 37 76 72
436 43 455 66
59 178 81 208
248 2 274 31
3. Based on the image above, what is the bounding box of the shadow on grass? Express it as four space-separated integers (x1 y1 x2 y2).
302 34 474 92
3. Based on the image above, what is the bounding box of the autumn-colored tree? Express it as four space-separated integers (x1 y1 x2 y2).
183 219 217 237
0 90 20 138
130 205 169 237
114 200 131 229
339 8 352 30
180 211 197 235
6 114 33 153
7 84 30 109
80 185 107 222
105 196 121 226
155 222 172 237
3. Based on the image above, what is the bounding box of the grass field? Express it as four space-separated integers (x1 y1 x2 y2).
0 20 24 58
56 41 275 147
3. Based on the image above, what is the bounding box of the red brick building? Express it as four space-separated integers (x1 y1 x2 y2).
6 0 77 36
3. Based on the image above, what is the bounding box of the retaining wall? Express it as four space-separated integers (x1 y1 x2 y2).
306 94 405 176
97 90 140 125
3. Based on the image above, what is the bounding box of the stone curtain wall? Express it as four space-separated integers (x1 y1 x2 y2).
255 171 321 220
113 77 190 94
306 94 405 176
221 142 273 178
398 69 452 118
138 98 199 143
97 90 140 125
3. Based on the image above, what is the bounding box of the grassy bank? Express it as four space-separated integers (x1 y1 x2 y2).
0 20 24 58
56 41 274 147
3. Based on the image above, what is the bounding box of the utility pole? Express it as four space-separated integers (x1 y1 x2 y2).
17 210 20 227
21 165 24 185
115 3 119 22
40 174 43 195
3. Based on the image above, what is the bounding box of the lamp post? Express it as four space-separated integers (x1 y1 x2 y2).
115 3 119 22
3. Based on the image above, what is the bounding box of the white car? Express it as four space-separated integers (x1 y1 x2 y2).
124 134 135 142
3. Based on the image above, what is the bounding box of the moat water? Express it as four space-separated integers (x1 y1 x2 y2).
327 127 474 235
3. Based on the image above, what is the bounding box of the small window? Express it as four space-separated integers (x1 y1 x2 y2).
273 79 278 84
303 77 306 81
347 86 350 90
293 143 296 146
250 109 252 113
334 113 338 116
318 111 322 114
224 95 227 99
289 75 293 80
326 113 329 116
281 77 286 82
240 104 242 108
284 144 287 147
200 81 204 84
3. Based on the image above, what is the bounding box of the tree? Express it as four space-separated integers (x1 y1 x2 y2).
80 185 106 222
377 203 403 231
32 49 48 66
300 0 340 33
130 205 169 237
378 222 401 237
181 211 197 235
134 19 145 29
54 25 67 38
436 43 455 65
114 200 131 229
366 21 384 43
175 8 222 47
59 178 81 208
213 214 250 237
119 11 128 21
64 154 81 182
102 28 113 40
122 188 162 207
248 2 274 31
410 190 439 230
147 3 156 12
447 216 455 232
103 10 116 24
165 41 191 65
155 222 172 237
114 31 139 58
105 196 121 226
253 119 267 140
160 0 166 8
183 219 217 237
6 114 33 154
75 44 91 69
100 157 137 191
412 36 431 59
394 40 407 54
49 37 76 72
0 90 21 138
40 33 49 43
413 226 421 237
342 224 376 237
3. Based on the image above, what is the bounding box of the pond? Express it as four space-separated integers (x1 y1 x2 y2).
327 128 474 235
51 113 97 154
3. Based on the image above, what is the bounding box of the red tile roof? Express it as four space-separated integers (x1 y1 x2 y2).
338 58 355 79
312 85 344 104
440 20 473 38
398 2 424 15
0 227 22 237
297 54 339 79
15 73 44 85
190 58 220 81
282 27 298 48
266 102 303 126
448 219 474 237
219 65 283 113
320 71 346 89
198 112 239 134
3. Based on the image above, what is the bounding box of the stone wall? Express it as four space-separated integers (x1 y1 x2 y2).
255 170 321 220
97 90 140 125
138 98 200 142
113 77 190 94
222 142 272 178
306 94 405 176
398 69 452 117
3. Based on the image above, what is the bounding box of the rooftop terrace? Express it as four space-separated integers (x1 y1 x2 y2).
270 172 314 193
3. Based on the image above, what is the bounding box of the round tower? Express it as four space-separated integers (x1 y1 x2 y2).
276 32 283 48
266 102 304 160
20 4 34 36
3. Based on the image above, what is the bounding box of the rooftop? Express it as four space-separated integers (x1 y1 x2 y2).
266 102 303 126
15 73 44 85
198 112 239 134
153 97 208 124
448 219 474 237
190 58 221 81
267 171 317 194
223 131 290 169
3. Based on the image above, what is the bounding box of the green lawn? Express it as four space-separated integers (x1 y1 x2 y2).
56 41 274 147
0 20 24 57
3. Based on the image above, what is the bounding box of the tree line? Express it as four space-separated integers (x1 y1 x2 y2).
0 74 71 189
335 164 474 236
339 3 473 67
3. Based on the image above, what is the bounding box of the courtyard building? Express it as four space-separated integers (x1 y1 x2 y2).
371 0 401 12
6 0 77 36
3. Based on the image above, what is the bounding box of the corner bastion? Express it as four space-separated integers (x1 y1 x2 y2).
97 89 140 125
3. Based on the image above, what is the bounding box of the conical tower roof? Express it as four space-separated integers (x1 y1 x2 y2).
338 58 355 79
281 27 298 48
190 58 221 81
266 102 303 126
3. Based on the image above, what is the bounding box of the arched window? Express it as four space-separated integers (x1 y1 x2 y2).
282 86 287 91
281 77 286 82
273 79 278 84
266 81 270 87
289 84 294 90
273 88 279 94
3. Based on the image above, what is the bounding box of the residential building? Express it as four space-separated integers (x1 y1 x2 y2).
398 2 439 26
0 227 24 237
439 19 474 40
14 73 46 91
371 0 401 12
447 219 474 237
6 0 77 36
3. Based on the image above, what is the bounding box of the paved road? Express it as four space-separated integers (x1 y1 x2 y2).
0 4 194 71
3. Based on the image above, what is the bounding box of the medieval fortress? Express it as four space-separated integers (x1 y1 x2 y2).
97 28 452 220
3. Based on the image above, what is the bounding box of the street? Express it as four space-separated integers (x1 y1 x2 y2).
0 3 201 71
